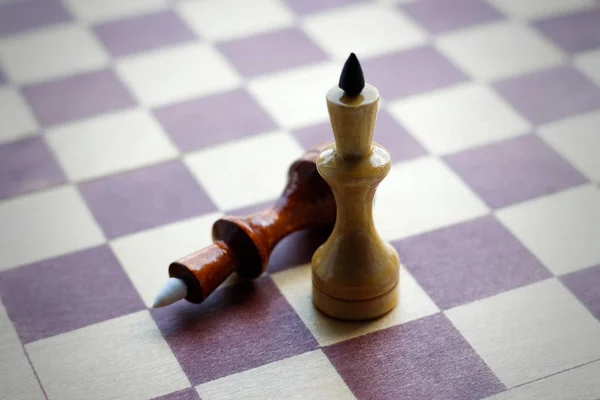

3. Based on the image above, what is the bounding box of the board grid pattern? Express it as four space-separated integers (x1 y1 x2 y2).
1 0 600 399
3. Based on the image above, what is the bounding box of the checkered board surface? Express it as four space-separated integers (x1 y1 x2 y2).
2 0 600 399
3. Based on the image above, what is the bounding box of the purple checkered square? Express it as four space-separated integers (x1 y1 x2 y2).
361 46 468 100
78 160 216 239
153 388 199 400
292 108 427 162
394 215 551 310
94 10 196 57
402 0 504 34
494 66 600 125
22 69 136 127
154 89 277 152
323 313 504 400
218 27 328 78
0 136 66 200
152 277 318 385
535 9 600 54
375 108 429 161
282 0 364 15
0 245 145 344
290 122 331 151
444 135 588 209
0 0 71 36
561 265 600 321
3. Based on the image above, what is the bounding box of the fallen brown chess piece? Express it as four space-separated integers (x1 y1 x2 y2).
152 145 336 308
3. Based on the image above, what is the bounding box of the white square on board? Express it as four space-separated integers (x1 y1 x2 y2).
184 131 304 211
446 279 600 388
272 264 438 346
248 61 338 129
373 157 489 240
0 87 38 144
574 49 600 89
302 3 426 60
0 185 105 271
0 24 109 85
196 350 354 400
110 211 241 308
26 310 190 400
486 0 596 20
496 184 600 275
486 360 600 400
115 43 241 107
388 82 530 154
46 109 179 182
63 0 167 23
0 301 45 400
435 21 564 81
539 110 600 182
176 0 294 41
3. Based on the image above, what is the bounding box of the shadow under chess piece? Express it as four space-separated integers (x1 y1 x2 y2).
311 53 400 321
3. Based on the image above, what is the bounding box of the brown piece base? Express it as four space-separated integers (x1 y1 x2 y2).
312 282 398 321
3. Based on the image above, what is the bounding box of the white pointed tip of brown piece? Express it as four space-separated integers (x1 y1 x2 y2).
152 277 188 308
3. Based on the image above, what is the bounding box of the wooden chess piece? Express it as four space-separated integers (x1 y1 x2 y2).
153 146 336 308
311 53 400 321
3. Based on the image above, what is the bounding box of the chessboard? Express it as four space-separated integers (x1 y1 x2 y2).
1 0 600 399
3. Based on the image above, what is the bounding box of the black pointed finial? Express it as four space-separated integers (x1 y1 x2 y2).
339 53 365 97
